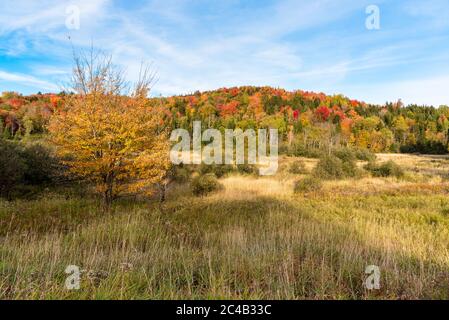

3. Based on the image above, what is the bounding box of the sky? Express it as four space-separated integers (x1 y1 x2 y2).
0 0 449 106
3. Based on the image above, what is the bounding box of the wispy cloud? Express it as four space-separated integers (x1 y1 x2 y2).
0 70 59 91
403 0 449 28
0 0 448 105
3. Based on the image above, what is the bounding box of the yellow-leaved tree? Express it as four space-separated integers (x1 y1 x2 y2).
49 50 170 207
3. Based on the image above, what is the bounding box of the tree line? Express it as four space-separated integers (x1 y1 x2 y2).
2 86 449 156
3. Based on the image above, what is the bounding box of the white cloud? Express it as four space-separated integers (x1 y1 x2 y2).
32 65 70 76
0 70 58 91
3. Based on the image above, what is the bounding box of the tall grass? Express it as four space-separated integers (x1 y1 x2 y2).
1 167 449 299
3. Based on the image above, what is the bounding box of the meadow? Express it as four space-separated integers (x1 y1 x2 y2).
1 154 449 299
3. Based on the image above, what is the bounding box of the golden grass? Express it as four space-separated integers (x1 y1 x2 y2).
1 154 449 299
211 176 294 200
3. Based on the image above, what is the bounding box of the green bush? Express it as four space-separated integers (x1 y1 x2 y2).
0 139 27 197
236 163 257 175
288 160 307 174
294 176 322 193
333 147 356 162
364 160 404 178
313 155 345 179
172 165 192 183
0 140 60 198
354 149 376 162
191 174 222 196
333 147 376 162
20 143 57 185
313 154 360 180
198 163 234 178
342 159 360 178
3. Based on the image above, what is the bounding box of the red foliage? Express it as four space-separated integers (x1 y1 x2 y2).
302 91 326 103
229 87 240 97
8 98 25 109
293 110 300 120
333 109 346 121
218 100 239 118
340 117 353 137
50 95 61 110
350 100 359 108
315 106 331 121
272 89 285 97
187 96 198 106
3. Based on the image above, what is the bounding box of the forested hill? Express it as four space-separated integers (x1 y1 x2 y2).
152 86 449 154
1 86 449 154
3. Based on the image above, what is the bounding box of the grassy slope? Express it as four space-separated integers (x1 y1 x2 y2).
1 155 449 299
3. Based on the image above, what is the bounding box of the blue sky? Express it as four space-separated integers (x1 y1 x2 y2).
0 0 449 106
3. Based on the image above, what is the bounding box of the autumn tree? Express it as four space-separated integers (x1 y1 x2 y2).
48 50 170 207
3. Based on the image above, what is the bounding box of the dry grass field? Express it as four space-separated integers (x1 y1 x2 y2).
1 154 449 299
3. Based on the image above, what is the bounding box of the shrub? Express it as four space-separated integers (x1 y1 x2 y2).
354 148 376 162
288 160 307 174
314 154 360 179
20 143 57 185
172 165 192 183
333 147 356 162
294 176 322 193
236 163 257 175
0 139 27 197
333 147 376 162
364 160 404 178
313 155 345 179
342 159 361 178
0 140 61 198
389 143 400 153
191 173 222 196
198 163 234 178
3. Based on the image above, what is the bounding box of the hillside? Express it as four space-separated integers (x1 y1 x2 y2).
2 87 449 155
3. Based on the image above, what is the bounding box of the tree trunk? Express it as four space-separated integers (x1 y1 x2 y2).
159 183 167 203
103 191 112 211
103 178 114 211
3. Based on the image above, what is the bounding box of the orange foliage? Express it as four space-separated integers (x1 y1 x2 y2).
218 100 239 118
